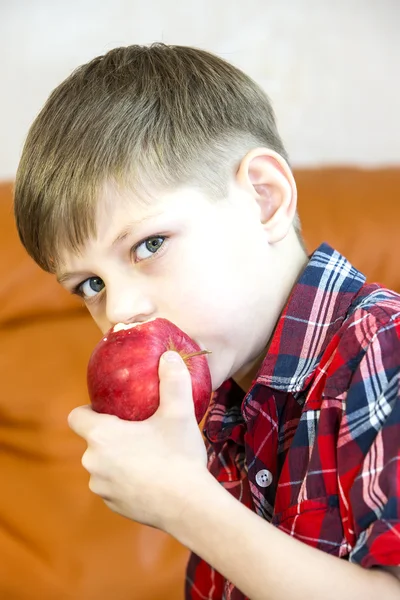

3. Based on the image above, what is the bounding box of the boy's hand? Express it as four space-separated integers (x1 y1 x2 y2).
68 351 211 532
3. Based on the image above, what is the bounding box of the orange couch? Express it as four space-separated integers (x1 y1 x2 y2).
1 167 399 599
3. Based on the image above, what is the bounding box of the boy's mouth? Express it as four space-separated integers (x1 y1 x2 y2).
112 317 157 333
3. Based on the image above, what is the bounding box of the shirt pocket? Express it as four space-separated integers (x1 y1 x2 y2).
272 496 350 557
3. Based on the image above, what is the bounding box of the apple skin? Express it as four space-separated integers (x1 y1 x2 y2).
87 318 212 423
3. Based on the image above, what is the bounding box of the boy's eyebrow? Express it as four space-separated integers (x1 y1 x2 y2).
57 212 164 284
57 271 91 285
110 213 162 248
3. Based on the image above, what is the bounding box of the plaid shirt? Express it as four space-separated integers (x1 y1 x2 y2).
185 243 400 600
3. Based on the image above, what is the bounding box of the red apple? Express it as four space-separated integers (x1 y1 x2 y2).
87 318 212 423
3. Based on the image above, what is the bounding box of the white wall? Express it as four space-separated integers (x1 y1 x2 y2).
1 0 399 180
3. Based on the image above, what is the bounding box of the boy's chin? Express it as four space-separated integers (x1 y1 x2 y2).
209 363 236 392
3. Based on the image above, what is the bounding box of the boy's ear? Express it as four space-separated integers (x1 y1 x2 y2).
236 148 297 243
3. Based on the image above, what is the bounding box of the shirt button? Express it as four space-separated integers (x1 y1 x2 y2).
255 469 273 488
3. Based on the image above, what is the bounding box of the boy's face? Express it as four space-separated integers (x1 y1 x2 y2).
57 179 290 391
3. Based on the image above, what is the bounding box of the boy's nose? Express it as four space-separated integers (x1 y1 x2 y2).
106 289 155 328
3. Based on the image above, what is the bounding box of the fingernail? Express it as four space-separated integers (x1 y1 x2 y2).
163 351 182 363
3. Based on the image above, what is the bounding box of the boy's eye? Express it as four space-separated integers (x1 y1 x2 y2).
134 236 165 261
72 237 165 299
78 277 105 299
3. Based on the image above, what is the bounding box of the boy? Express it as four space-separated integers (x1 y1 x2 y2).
14 44 399 599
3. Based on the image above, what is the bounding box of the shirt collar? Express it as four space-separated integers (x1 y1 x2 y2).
255 243 366 393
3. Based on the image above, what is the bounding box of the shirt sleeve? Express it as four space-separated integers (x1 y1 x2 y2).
345 317 400 568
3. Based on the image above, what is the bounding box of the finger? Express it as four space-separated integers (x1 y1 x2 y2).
81 447 97 473
88 475 113 502
68 404 116 441
81 447 113 482
157 351 194 417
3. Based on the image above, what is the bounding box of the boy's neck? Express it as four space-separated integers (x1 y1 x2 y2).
234 232 309 393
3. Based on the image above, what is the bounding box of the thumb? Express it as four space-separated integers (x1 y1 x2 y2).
157 351 194 418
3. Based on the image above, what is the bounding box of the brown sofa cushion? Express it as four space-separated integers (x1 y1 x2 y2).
297 167 400 292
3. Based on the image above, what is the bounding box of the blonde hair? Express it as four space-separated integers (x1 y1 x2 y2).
14 43 292 272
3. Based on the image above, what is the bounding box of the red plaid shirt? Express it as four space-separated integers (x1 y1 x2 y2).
186 244 400 600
